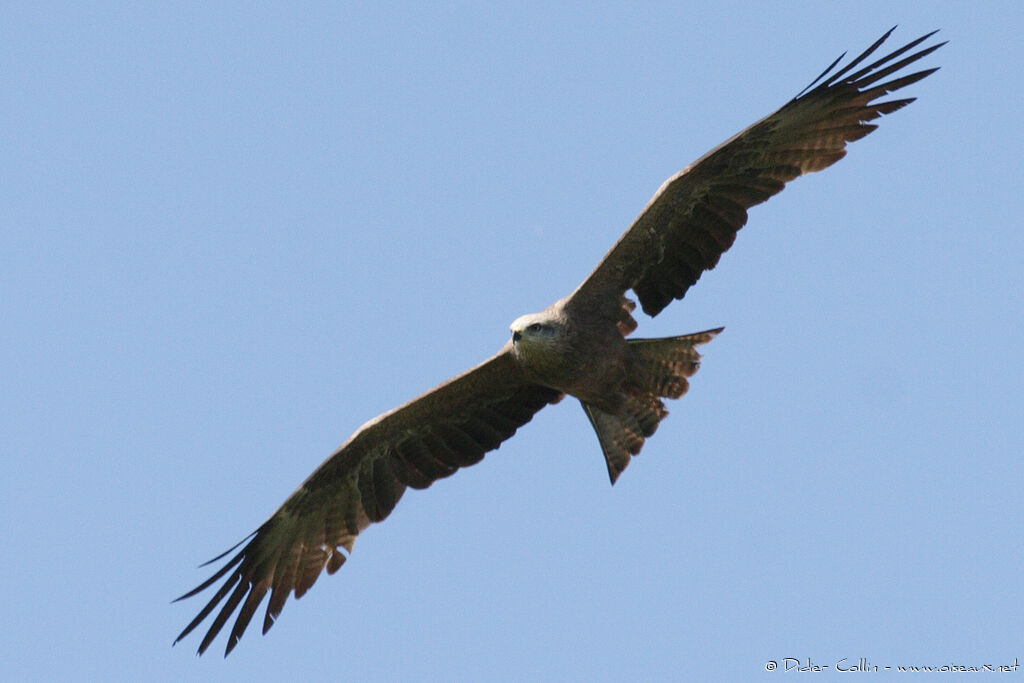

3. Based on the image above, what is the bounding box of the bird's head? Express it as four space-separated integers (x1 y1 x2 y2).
510 312 562 347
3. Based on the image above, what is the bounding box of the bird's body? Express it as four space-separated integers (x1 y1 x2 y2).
175 28 943 656
511 298 626 406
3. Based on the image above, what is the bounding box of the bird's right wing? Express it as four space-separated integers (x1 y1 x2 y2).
174 344 562 656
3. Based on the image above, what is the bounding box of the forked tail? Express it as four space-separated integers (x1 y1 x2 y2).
582 327 723 484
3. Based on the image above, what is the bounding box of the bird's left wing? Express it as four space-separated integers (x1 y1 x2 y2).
174 345 562 656
567 28 943 321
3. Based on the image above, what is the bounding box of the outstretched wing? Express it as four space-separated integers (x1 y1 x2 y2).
174 345 562 656
568 28 943 319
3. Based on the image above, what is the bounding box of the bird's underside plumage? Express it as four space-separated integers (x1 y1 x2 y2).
175 28 943 656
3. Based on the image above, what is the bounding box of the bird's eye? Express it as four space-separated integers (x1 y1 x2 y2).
528 323 542 333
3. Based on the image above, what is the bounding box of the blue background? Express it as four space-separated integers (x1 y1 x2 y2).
3 2 1021 680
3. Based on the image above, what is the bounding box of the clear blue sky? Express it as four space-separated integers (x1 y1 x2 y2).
3 2 1022 680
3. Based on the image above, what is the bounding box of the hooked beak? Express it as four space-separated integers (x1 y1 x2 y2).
512 330 522 342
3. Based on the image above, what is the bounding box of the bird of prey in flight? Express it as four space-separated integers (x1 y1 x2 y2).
175 28 943 656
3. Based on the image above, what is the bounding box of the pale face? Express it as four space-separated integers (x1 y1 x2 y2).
509 312 560 345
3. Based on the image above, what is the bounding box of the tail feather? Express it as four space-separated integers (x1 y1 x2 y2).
628 327 723 398
583 327 723 484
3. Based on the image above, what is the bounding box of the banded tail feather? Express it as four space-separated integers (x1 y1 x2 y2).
583 328 723 483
